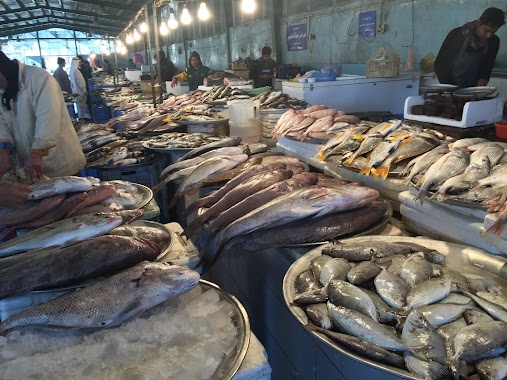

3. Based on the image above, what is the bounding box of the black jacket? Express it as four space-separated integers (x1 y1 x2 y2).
435 26 499 85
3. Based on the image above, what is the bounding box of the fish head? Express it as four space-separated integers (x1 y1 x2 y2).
136 263 200 293
406 309 430 329
115 209 145 224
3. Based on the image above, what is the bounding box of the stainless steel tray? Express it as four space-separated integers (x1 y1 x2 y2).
142 141 194 153
453 86 497 98
132 183 153 209
283 235 507 379
174 118 229 126
128 220 174 261
408 182 486 210
200 279 251 380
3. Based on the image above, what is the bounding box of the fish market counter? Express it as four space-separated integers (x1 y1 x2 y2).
276 137 408 211
282 74 419 115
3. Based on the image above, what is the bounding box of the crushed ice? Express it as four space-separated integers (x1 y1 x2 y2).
0 285 239 380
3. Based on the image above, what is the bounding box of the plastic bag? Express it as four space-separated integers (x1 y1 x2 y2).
321 64 343 76
371 44 400 61
420 53 436 74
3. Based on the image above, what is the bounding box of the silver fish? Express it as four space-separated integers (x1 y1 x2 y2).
403 354 445 380
462 291 507 322
476 357 507 380
401 309 446 361
295 270 320 294
347 260 382 284
463 309 494 324
400 253 433 287
374 269 409 308
320 258 351 286
310 255 332 282
0 213 123 256
437 318 467 357
402 144 449 185
327 304 411 352
0 262 200 332
305 303 332 329
405 278 452 310
29 176 93 200
418 303 472 327
362 289 397 323
327 280 378 321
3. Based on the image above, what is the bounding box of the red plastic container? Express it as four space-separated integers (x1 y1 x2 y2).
495 121 507 140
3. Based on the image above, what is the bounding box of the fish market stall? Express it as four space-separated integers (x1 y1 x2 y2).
282 74 419 115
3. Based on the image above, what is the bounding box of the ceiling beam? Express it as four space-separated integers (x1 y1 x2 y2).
0 5 130 21
0 15 124 32
0 22 117 38
63 0 139 12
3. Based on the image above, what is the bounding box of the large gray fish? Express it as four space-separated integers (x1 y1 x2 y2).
322 240 429 262
295 270 320 294
176 136 242 162
108 225 171 244
29 176 93 200
418 303 472 327
216 199 387 253
197 172 320 246
184 169 293 236
347 260 382 285
374 269 409 308
305 303 332 329
461 291 507 322
437 318 468 357
169 154 249 205
0 262 199 332
320 259 352 287
399 254 433 288
450 321 507 376
414 148 470 203
184 163 292 217
0 213 123 256
310 326 406 368
203 185 379 265
0 235 161 299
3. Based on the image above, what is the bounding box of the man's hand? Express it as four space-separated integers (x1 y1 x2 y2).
24 152 44 180
171 78 178 87
0 149 14 177
0 182 31 208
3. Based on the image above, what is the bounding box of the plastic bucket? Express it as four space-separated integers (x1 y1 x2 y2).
92 104 111 124
495 121 507 140
229 119 261 143
227 99 260 124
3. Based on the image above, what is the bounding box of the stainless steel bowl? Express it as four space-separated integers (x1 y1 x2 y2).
283 235 507 379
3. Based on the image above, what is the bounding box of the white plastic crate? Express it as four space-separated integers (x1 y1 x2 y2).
404 95 504 128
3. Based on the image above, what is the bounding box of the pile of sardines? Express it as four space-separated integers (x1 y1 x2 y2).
292 240 507 379
0 177 143 229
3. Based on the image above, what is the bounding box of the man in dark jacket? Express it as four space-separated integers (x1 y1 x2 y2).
155 50 176 82
53 57 72 93
435 7 505 88
249 46 277 88
171 51 212 91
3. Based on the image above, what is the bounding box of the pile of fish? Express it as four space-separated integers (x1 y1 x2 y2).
292 239 507 379
0 177 145 230
272 105 361 141
143 132 229 150
316 119 448 179
161 138 384 267
250 90 307 110
404 138 507 236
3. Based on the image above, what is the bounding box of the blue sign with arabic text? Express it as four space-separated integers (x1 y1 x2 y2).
287 24 307 51
359 10 377 37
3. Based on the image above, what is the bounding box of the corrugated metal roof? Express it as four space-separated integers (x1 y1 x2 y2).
0 0 147 38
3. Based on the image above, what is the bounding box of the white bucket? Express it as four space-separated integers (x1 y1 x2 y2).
166 81 190 96
227 99 260 124
125 70 141 81
229 119 261 143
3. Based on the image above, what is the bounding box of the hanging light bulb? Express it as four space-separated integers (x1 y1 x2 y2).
139 22 147 33
121 46 127 55
168 9 179 29
180 3 192 25
241 0 256 13
160 22 169 36
126 33 134 44
198 2 210 21
133 29 141 41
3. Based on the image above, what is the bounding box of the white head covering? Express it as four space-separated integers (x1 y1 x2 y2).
69 57 86 94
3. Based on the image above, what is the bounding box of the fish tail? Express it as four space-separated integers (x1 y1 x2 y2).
375 164 390 180
168 194 180 208
317 150 326 161
485 216 507 237
358 166 371 176
413 187 427 204
183 214 208 238
343 155 355 165
184 199 206 217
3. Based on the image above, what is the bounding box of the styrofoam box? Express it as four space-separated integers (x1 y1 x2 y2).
404 95 504 128
124 70 141 81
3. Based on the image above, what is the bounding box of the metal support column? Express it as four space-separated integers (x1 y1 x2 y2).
152 3 163 104
36 31 43 68
144 6 157 108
